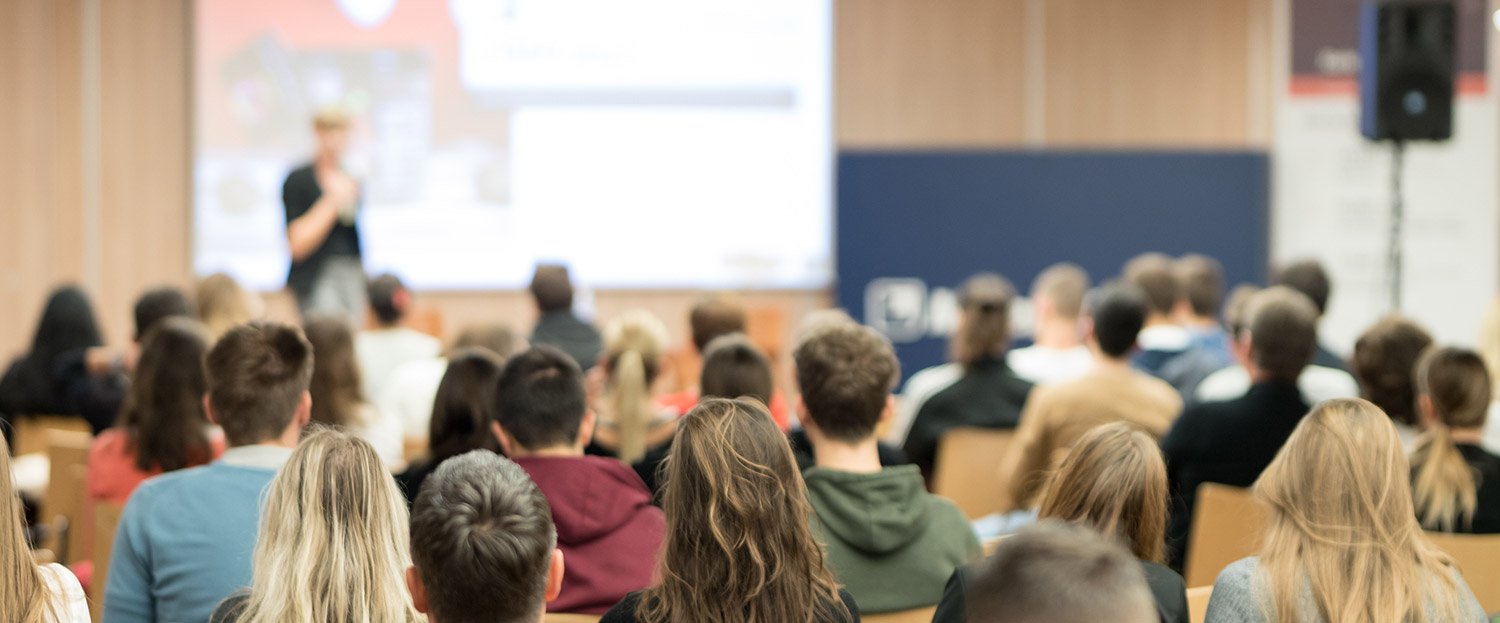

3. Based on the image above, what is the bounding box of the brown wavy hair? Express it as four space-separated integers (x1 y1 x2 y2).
304 316 366 428
117 317 213 472
639 398 847 623
1035 422 1168 564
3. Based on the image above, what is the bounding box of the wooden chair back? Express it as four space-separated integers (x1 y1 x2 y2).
1424 531 1500 613
544 614 602 623
403 437 428 464
932 428 1014 519
1183 483 1269 587
92 502 125 621
13 415 91 457
862 606 938 623
1186 585 1213 623
43 429 93 564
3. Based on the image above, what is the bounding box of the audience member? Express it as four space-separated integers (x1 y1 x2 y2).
393 348 505 504
380 323 520 438
587 310 678 463
659 293 791 429
787 319 908 472
599 398 859 623
195 274 260 343
1270 259 1346 370
795 323 978 613
491 345 664 614
1195 284 1359 405
1160 286 1316 569
1351 315 1433 449
528 264 602 371
406 451 565 623
55 287 195 434
0 287 103 440
898 273 1033 481
105 322 313 623
964 522 1158 623
1172 254 1233 367
1410 347 1500 533
1 435 89 622
1205 399 1487 623
1479 296 1500 454
304 316 404 468
207 430 421 623
356 274 441 400
996 283 1181 511
1126 253 1228 396
1006 263 1092 385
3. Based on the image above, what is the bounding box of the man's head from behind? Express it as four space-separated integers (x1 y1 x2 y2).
1086 283 1148 360
408 451 563 623
367 274 412 327
528 265 574 314
1031 263 1089 323
968 521 1156 623
1122 253 1180 320
1271 259 1331 317
1174 254 1224 322
1240 286 1319 383
794 322 899 443
204 322 314 447
689 293 748 353
134 287 195 342
492 345 590 455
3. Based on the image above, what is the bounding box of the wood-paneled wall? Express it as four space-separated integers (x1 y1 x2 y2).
0 0 1274 359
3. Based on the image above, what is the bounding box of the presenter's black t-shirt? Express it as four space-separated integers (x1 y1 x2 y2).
282 164 361 296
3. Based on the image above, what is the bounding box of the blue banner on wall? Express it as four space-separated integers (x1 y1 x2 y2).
836 151 1270 384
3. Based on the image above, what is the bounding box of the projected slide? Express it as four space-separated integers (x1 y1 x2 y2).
193 0 831 290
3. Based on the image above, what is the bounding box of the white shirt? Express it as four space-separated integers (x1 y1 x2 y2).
1195 364 1360 406
377 357 449 438
1484 403 1500 456
1137 324 1193 352
352 403 406 471
1007 345 1092 386
38 563 90 622
219 444 295 470
889 363 964 445
355 328 442 404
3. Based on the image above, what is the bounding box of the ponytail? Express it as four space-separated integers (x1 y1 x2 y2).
1412 425 1478 532
951 273 1014 367
611 350 651 463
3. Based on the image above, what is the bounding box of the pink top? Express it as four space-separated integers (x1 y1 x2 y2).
86 428 226 507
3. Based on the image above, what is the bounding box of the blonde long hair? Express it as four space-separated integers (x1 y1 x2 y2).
1 435 62 623
602 310 670 463
196 273 260 342
228 429 421 623
1254 398 1466 623
1035 423 1168 564
1411 347 1491 532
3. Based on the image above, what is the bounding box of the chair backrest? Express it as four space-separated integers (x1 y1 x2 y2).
92 502 125 622
13 415 92 457
544 614 602 623
43 429 93 565
862 606 938 623
1183 483 1269 587
1423 531 1500 614
403 437 428 464
932 427 1014 519
1186 585 1213 623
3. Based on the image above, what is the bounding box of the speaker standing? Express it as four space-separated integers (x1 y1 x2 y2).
283 109 366 326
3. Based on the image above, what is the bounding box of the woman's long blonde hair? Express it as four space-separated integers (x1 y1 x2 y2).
1254 398 1466 623
228 429 421 623
1411 346 1491 532
1035 422 1168 564
196 273 260 341
0 436 61 623
602 310 670 462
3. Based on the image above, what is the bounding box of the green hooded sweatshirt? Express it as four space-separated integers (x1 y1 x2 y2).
805 464 981 614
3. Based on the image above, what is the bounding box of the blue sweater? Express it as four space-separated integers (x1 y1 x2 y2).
103 459 279 623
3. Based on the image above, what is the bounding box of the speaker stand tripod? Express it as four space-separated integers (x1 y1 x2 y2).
1386 140 1406 312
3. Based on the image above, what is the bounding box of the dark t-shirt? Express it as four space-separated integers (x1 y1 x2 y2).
902 355 1033 483
601 588 862 623
282 164 361 296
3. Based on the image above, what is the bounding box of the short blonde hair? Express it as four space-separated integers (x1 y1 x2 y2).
313 107 350 131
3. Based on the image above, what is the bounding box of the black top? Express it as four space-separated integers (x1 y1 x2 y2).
207 589 249 623
1312 343 1346 371
1418 443 1500 534
282 164 361 297
932 558 1188 623
531 311 604 372
902 355 1032 482
788 428 908 472
1160 380 1308 569
52 348 125 435
601 588 862 623
394 460 438 506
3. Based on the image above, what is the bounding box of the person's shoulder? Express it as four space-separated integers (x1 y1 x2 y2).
600 591 644 623
1213 556 1260 590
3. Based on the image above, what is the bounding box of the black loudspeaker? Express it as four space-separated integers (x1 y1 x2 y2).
1359 1 1456 141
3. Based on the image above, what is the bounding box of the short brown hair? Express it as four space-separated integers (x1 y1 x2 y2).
1272 259 1331 316
1175 254 1224 317
1245 287 1319 382
205 322 313 446
1123 253 1180 316
528 264 574 313
411 451 556 623
1031 263 1089 319
794 323 898 442
689 293 747 353
451 323 521 360
953 273 1014 366
699 334 773 406
1352 316 1433 426
968 522 1156 623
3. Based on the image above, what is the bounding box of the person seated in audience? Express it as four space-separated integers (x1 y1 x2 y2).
996 283 1181 512
898 273 1033 482
1205 399 1488 623
406 451 565 623
659 293 791 429
303 316 404 469
105 322 312 623
586 310 680 464
528 264 602 371
491 345 664 614
1 286 104 442
1172 254 1234 368
1 435 90 622
936 423 1189 623
1126 253 1228 397
599 398 859 623
1160 286 1317 569
195 273 261 343
1410 347 1500 534
784 325 907 472
356 273 441 401
393 348 505 504
1478 297 1500 455
1269 259 1346 371
1006 263 1093 385
380 323 520 439
969 522 1158 623
55 287 195 434
207 430 421 623
1351 315 1433 449
796 323 979 614
1195 284 1359 406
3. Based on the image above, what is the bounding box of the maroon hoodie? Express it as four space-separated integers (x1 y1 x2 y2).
512 455 665 614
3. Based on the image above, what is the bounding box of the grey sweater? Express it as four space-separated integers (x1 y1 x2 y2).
1205 557 1488 623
